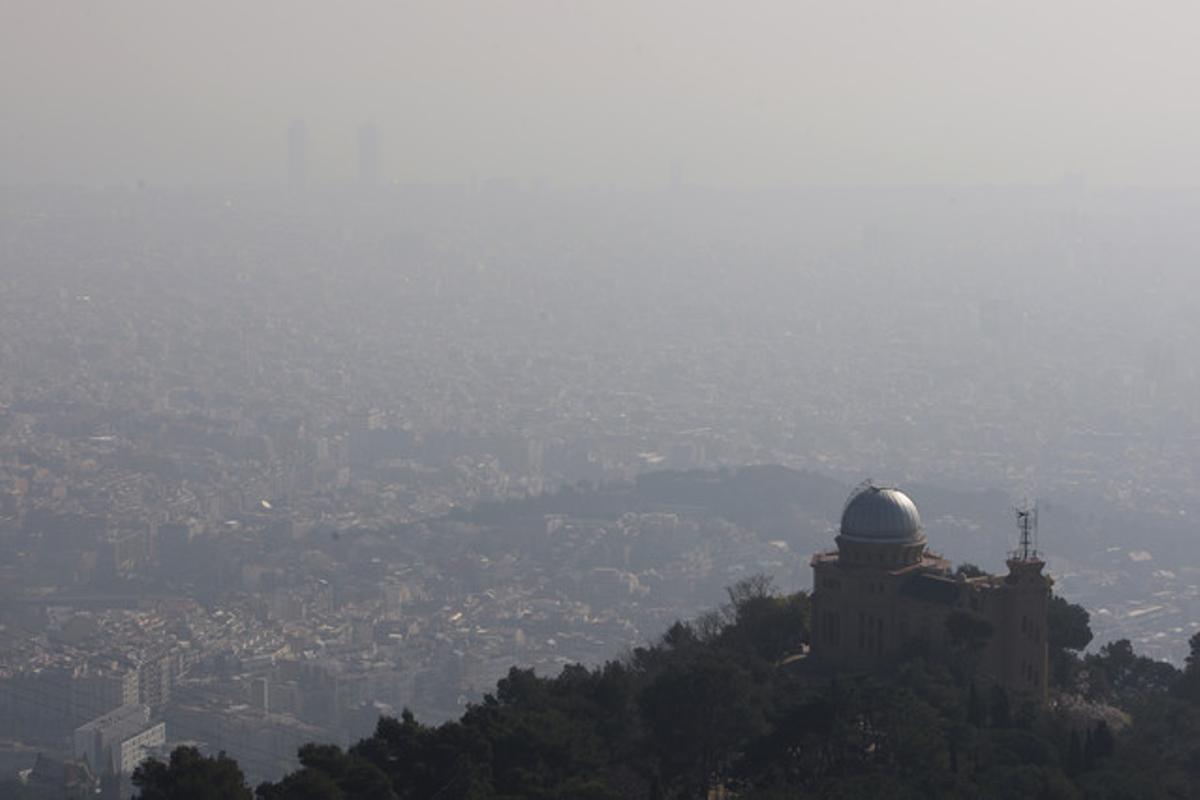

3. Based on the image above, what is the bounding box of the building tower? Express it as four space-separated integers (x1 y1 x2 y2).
287 119 308 189
999 505 1052 702
358 123 380 187
811 484 947 672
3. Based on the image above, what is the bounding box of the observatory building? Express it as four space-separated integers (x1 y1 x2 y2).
810 483 1051 701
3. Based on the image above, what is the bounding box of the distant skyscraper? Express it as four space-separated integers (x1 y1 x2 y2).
358 123 380 187
287 120 308 188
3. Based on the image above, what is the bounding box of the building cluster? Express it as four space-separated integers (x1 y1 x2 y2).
0 326 803 787
2 186 1198 790
1 485 801 786
73 705 165 790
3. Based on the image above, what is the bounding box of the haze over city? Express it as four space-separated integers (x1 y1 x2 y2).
5 1 1200 187
3 2 1200 797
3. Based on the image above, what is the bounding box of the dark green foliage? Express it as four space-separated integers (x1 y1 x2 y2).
1047 594 1094 689
245 581 1199 800
346 710 492 800
256 769 344 800
1084 639 1179 701
968 682 985 726
740 677 954 797
1188 631 1200 672
132 746 253 800
989 686 1012 729
1047 594 1093 653
256 744 395 800
1174 631 1200 702
1066 729 1083 776
717 575 810 662
1091 721 1114 761
639 649 765 794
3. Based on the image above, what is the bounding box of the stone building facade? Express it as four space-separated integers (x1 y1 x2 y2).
810 483 1051 701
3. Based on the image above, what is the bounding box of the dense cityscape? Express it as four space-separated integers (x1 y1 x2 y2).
7 0 1200 794
2 183 1199 794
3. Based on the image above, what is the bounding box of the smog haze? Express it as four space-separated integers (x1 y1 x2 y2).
4 1 1200 186
3 2 1200 792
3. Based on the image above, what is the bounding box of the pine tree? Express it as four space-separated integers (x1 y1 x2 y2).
967 682 984 727
1066 730 1083 776
1092 720 1115 760
988 686 1011 729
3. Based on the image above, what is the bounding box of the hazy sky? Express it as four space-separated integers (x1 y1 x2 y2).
3 1 1198 187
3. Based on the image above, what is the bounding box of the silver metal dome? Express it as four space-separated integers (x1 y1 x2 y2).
839 484 923 543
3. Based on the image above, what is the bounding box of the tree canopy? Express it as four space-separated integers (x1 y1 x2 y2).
132 746 253 800
132 583 1200 800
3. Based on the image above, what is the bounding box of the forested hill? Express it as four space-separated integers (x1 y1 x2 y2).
123 579 1200 800
453 464 1013 557
453 465 849 539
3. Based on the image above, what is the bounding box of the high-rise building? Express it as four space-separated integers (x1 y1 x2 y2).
73 703 165 777
138 653 173 708
358 123 380 187
250 677 270 713
287 120 308 188
73 668 141 719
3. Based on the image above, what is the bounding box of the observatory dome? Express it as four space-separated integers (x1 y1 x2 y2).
839 485 923 544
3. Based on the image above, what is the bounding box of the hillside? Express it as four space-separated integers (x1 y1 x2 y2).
122 578 1200 800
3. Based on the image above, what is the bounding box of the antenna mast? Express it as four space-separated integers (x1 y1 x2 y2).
1014 502 1039 562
